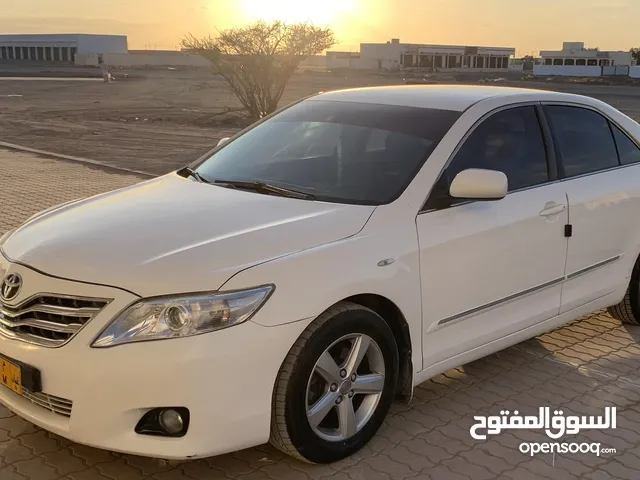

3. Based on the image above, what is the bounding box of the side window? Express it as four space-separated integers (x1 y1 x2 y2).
544 106 619 177
612 124 640 165
424 106 549 210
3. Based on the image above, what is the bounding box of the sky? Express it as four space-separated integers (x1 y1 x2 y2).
2 0 638 56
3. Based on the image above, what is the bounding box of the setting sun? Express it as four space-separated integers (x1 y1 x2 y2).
240 0 359 25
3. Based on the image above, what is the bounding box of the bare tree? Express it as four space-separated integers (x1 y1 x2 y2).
182 21 336 120
631 48 640 66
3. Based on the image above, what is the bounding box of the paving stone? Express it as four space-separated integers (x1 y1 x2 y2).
0 463 31 480
13 457 59 480
338 463 391 480
259 461 310 480
502 466 555 480
597 460 640 480
422 465 472 480
403 437 454 463
67 468 118 480
41 449 87 475
95 458 147 479
441 456 494 480
383 444 434 472
459 448 515 475
18 431 60 456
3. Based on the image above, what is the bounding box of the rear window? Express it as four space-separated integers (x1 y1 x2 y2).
194 100 461 205
545 106 619 178
612 124 640 166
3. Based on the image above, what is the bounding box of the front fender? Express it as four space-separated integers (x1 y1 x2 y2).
221 225 423 373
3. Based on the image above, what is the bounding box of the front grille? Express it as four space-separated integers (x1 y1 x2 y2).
22 389 73 417
0 294 110 347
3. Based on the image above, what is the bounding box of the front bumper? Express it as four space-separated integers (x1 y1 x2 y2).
0 260 309 459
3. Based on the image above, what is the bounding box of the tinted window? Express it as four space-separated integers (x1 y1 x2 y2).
612 124 640 165
545 106 619 177
424 107 548 210
194 101 460 205
447 106 548 190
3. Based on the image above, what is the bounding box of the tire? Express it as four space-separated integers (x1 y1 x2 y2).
607 258 640 325
270 301 399 463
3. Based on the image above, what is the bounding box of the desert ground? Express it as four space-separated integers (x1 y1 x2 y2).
1 65 640 175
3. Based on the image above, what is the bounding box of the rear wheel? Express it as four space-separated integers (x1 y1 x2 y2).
270 302 399 463
607 258 640 325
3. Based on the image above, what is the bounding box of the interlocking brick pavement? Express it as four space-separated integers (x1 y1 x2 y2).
2 148 640 479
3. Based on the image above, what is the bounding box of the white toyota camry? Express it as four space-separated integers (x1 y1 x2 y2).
1 85 640 463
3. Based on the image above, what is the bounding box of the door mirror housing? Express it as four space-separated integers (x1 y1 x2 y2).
217 137 231 147
449 168 508 201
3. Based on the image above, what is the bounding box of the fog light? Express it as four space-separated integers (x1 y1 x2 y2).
159 409 184 434
135 407 190 437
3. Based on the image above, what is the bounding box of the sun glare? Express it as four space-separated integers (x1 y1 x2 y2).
240 0 358 25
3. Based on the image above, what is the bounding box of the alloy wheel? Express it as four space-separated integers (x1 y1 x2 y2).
305 333 386 442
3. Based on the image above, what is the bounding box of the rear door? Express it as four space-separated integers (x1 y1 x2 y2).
543 105 640 313
417 105 569 368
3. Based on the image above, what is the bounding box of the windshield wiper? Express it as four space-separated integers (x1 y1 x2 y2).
177 166 210 184
212 180 316 200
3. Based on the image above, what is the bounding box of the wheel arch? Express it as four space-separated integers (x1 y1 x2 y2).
342 293 413 402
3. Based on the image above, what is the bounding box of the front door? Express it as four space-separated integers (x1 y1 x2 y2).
416 105 568 368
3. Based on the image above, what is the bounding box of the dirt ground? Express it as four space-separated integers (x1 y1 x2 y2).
2 66 640 175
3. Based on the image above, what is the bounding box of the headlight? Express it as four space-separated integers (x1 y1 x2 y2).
0 229 15 247
92 285 274 348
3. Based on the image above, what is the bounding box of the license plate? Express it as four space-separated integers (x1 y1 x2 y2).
0 357 22 395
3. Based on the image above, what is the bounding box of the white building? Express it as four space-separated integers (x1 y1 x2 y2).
540 42 632 67
0 34 128 63
328 39 516 71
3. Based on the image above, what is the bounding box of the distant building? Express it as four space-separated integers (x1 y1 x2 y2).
540 42 632 67
327 39 516 71
0 34 127 63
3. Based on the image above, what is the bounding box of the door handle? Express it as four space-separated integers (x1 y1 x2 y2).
539 204 566 217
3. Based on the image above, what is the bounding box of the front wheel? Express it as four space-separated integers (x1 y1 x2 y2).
270 302 399 463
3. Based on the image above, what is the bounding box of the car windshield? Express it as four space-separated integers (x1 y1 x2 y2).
194 100 461 205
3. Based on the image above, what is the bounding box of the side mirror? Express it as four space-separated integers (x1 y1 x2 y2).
217 137 231 147
449 168 508 201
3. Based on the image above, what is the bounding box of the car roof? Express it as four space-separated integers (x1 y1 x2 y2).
311 85 587 112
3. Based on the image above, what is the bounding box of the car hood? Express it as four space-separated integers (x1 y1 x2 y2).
3 174 375 297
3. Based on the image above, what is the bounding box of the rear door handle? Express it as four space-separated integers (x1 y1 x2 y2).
539 204 566 217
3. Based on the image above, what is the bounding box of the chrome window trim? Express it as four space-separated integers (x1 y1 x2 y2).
436 255 621 328
419 156 640 215
418 101 553 214
539 100 640 149
419 99 640 215
541 101 640 180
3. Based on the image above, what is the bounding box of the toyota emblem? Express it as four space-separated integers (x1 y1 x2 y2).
1 273 22 302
